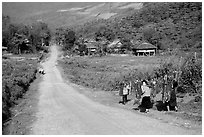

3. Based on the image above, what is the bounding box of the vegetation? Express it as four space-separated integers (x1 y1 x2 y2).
2 15 52 54
2 15 51 125
59 51 201 95
71 2 201 51
59 55 163 91
55 28 76 51
2 59 38 123
57 2 202 96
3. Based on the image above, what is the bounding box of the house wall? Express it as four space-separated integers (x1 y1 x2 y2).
133 48 156 56
136 49 155 53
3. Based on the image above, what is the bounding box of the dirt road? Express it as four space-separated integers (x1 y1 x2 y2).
31 45 199 135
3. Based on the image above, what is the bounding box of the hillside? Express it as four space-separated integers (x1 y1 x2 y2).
2 2 202 50
2 2 143 30
74 2 202 50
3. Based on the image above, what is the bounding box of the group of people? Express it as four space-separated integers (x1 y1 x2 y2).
38 68 45 75
119 74 178 113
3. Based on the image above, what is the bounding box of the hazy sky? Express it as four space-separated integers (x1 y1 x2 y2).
2 2 99 18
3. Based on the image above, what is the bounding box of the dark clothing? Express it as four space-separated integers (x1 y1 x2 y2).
169 88 177 107
140 96 152 109
172 80 178 89
119 83 124 96
123 95 128 104
135 81 142 99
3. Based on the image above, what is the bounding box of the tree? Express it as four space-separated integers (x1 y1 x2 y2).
95 25 115 41
9 33 29 54
2 15 52 54
29 22 51 52
64 29 76 50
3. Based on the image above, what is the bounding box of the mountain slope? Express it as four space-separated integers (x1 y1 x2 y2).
2 2 143 30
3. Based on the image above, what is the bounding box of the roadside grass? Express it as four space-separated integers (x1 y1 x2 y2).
58 55 168 91
2 53 43 125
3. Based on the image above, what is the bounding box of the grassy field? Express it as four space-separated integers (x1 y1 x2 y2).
58 54 178 91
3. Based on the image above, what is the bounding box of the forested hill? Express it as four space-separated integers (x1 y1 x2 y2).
3 2 202 51
73 2 202 50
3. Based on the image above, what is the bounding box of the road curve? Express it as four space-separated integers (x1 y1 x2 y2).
31 44 199 135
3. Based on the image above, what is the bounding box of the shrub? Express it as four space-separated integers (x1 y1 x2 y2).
152 54 202 94
179 57 202 93
2 59 37 123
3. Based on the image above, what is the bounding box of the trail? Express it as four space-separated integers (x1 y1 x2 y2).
31 44 199 135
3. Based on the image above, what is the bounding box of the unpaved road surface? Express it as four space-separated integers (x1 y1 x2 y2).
31 45 200 135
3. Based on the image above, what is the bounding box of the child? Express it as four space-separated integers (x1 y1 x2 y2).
123 82 131 104
119 81 130 105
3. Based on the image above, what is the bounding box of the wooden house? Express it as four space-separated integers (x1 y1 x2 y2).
132 42 157 56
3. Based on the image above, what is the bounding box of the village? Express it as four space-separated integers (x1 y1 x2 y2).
58 37 157 57
2 2 202 135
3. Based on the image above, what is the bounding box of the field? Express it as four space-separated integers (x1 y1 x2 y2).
58 54 179 91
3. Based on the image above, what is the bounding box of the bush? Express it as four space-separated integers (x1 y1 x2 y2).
152 54 202 94
2 59 37 123
179 57 202 93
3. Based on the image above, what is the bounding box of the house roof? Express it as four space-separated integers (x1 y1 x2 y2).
2 46 8 50
133 42 157 49
73 44 79 50
84 38 96 43
107 39 122 48
86 43 97 49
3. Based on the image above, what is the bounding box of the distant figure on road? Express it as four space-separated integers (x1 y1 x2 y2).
39 68 45 75
139 80 152 113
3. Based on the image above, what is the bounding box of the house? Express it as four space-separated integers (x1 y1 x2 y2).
132 42 157 56
2 46 8 51
2 46 8 54
84 38 96 43
72 44 79 53
107 39 122 48
107 39 123 53
86 43 98 55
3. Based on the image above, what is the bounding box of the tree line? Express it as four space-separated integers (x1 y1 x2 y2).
2 15 52 54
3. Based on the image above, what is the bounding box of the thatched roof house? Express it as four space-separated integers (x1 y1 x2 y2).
107 39 122 49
